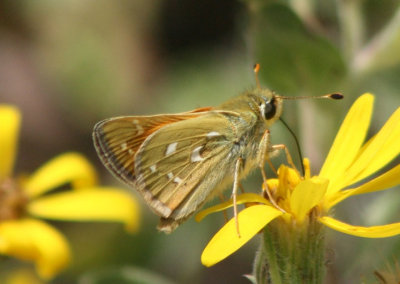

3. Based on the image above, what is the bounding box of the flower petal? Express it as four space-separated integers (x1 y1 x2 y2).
320 216 400 238
0 218 70 279
290 177 329 222
319 94 374 194
195 193 270 222
27 187 140 233
201 205 282 267
276 165 301 198
303 158 311 179
326 163 400 208
342 107 400 186
0 105 21 178
24 153 98 198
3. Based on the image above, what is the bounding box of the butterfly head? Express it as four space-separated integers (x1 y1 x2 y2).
249 88 283 127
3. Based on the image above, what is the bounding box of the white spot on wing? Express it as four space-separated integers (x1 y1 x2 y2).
152 199 172 216
143 191 153 201
150 165 157 173
191 146 204 162
128 149 134 155
207 131 221 138
173 177 183 184
166 142 178 155
143 191 172 216
167 172 174 179
133 119 144 135
121 142 128 150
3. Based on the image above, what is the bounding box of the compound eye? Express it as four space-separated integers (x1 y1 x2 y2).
263 98 276 120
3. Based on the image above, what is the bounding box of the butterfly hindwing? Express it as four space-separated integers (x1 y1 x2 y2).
134 112 239 220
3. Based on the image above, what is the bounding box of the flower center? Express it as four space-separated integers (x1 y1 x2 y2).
263 159 327 223
0 177 29 221
264 164 302 208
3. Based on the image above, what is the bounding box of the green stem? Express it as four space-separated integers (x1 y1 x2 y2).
255 216 326 284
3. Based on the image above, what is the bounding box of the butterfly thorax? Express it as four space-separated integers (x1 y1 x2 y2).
205 88 283 187
216 88 283 153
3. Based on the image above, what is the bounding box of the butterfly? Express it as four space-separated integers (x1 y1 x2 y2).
92 67 342 233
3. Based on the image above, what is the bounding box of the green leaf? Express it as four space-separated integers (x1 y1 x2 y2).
250 3 346 95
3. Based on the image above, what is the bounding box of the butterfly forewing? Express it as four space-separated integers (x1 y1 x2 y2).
93 108 212 187
94 118 142 184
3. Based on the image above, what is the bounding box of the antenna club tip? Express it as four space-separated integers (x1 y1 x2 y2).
329 93 343 100
253 63 260 73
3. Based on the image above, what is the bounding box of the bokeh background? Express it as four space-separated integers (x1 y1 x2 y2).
1 0 400 283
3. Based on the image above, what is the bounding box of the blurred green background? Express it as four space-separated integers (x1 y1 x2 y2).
1 0 400 283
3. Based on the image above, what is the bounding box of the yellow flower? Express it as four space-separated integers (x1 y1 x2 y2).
198 93 400 267
0 105 140 279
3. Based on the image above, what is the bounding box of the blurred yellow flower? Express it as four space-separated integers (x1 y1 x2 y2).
0 105 140 279
198 93 400 266
2 268 44 284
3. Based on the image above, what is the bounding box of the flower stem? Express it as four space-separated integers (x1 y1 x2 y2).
256 216 326 284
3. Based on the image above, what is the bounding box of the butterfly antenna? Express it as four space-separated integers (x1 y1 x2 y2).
253 63 261 89
276 93 343 100
276 93 343 176
279 117 305 176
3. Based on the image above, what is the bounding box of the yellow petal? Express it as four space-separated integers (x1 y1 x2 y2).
0 105 21 178
201 205 282 267
0 218 70 279
303 158 311 179
343 107 400 186
266 178 279 191
195 193 269 222
320 216 400 238
277 165 301 194
326 164 400 208
290 177 329 222
319 94 374 194
27 187 140 233
24 153 98 198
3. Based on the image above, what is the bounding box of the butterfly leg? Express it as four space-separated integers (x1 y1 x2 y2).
265 157 278 176
232 157 242 237
270 144 301 176
258 129 286 213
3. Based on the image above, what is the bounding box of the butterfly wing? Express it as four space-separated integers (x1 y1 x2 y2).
94 108 243 233
133 112 241 231
92 108 212 187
